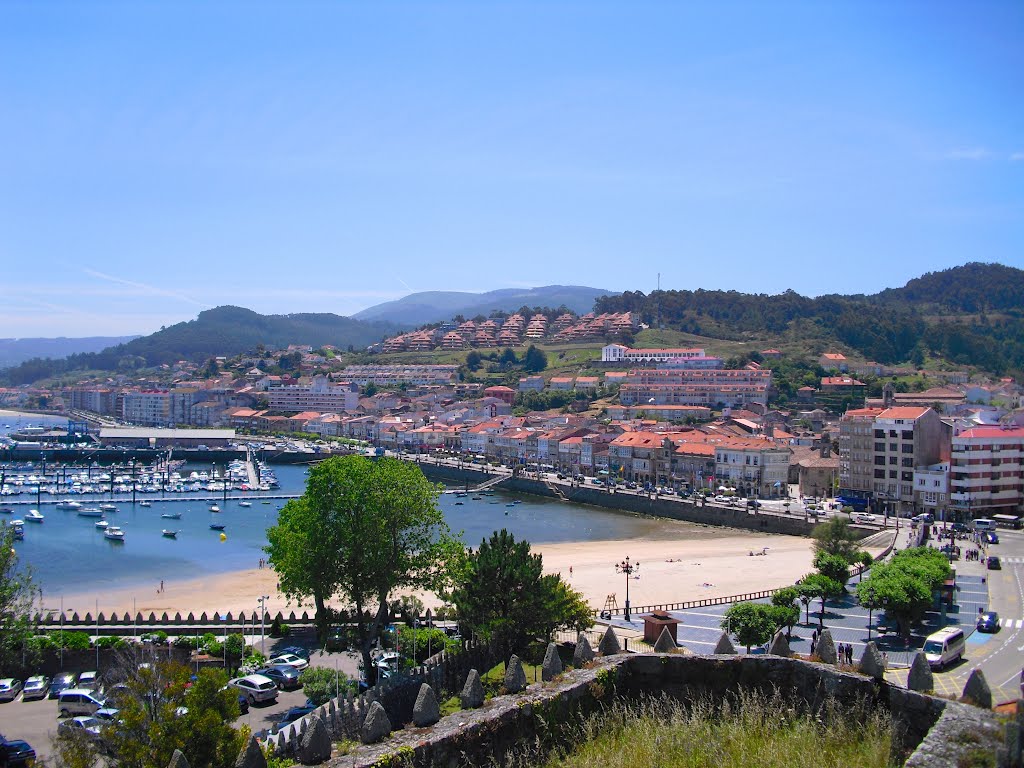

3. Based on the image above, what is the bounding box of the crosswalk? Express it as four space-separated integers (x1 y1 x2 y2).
1000 618 1023 628
1000 557 1024 564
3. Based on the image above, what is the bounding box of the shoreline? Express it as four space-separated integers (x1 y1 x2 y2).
54 521 893 620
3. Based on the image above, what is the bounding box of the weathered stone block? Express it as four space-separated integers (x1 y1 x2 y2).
298 714 332 764
907 652 934 693
234 735 267 768
504 655 528 693
858 641 886 680
360 701 392 744
713 632 736 655
767 630 790 657
542 642 563 681
461 668 484 709
816 628 837 665
413 683 440 727
598 626 621 656
573 634 595 666
962 668 993 709
653 627 677 653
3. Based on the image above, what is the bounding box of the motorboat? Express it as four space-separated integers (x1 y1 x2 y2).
160 512 182 520
139 500 152 508
99 503 118 513
161 529 178 539
104 526 125 541
209 523 226 531
238 501 252 507
209 504 221 513
95 520 109 529
25 509 44 522
77 507 105 518
0 507 12 514
9 522 24 540
55 499 83 511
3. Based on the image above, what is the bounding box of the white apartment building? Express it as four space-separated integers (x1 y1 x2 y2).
949 426 1024 518
339 365 460 386
712 438 790 498
121 391 171 426
914 462 950 520
267 376 359 412
602 345 721 368
618 368 771 409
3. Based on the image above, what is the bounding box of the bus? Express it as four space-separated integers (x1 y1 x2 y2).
992 514 1022 530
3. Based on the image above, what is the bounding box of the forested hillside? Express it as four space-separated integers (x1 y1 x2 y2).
1 307 397 385
593 263 1024 374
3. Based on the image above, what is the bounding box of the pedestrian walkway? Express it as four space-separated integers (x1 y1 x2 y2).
1001 618 1024 629
999 556 1024 564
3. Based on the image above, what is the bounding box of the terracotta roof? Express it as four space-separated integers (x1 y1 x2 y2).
878 406 931 420
956 426 1024 439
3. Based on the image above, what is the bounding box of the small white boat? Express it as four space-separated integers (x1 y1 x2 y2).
161 529 178 539
209 504 221 513
25 509 44 522
140 500 152 508
55 499 83 511
104 526 125 541
99 503 118 513
77 507 104 518
160 512 182 520
238 501 252 508
95 520 109 529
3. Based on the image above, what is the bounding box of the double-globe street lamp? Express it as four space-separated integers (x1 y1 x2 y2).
615 556 640 623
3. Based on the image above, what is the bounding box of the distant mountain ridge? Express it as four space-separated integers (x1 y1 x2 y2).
353 285 617 326
0 336 139 368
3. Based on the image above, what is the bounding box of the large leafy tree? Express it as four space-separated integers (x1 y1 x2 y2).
721 602 780 653
811 517 863 563
0 525 41 675
451 529 592 652
814 551 852 589
265 456 461 683
798 573 844 628
91 662 245 768
856 547 950 639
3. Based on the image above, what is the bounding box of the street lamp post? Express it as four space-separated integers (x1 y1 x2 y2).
615 556 639 623
258 595 269 652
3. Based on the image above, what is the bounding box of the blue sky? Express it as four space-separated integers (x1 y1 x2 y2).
2 1 1022 337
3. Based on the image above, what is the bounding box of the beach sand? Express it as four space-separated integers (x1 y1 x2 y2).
57 521 893 619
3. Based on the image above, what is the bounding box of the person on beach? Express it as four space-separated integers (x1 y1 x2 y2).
160 579 164 593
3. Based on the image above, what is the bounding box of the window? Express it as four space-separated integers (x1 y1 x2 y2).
874 429 884 438
874 442 885 452
889 443 898 452
902 431 913 440
889 456 897 465
889 470 897 479
902 472 913 482
875 456 885 466
902 445 914 453
902 458 913 468
874 469 885 478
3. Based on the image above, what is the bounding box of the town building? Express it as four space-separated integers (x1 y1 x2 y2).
949 426 1024 519
618 368 771 410
266 376 359 413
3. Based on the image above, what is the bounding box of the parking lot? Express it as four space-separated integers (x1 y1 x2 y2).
0 641 363 762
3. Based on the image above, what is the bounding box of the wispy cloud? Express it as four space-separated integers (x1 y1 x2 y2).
82 268 210 308
946 147 991 160
1011 152 1024 162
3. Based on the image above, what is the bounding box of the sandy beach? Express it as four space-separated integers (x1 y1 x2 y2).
54 519 893 620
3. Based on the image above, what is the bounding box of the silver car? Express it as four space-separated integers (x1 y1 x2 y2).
21 675 49 701
0 678 23 702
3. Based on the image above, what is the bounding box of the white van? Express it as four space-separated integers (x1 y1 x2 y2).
923 627 965 670
973 518 997 532
57 688 107 717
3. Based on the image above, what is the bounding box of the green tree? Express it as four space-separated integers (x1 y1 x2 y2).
799 573 844 628
499 347 518 366
300 665 353 706
265 456 461 684
811 517 863 562
770 587 801 638
721 602 780 653
522 345 548 373
0 525 40 674
813 551 852 589
102 662 245 768
465 351 483 371
451 529 591 652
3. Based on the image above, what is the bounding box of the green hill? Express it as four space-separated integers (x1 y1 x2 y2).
0 306 398 385
353 285 616 326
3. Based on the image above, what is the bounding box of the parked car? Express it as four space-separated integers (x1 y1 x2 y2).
987 556 1002 570
256 665 301 690
852 513 877 524
57 716 103 744
93 707 120 724
49 673 77 699
278 645 309 660
0 680 23 703
229 674 278 705
268 653 309 671
57 689 107 717
985 531 1000 545
275 704 316 732
0 735 36 767
77 671 99 692
20 676 49 701
977 612 1000 633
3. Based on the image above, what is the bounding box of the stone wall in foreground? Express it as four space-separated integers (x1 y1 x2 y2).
323 654 1012 768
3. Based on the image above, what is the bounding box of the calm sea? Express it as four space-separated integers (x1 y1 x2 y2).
1 412 673 597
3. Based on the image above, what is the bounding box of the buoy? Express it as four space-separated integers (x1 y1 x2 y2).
219 533 227 542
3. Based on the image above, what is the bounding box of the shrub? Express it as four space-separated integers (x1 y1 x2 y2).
300 666 353 706
95 636 130 650
51 631 92 650
173 635 199 650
